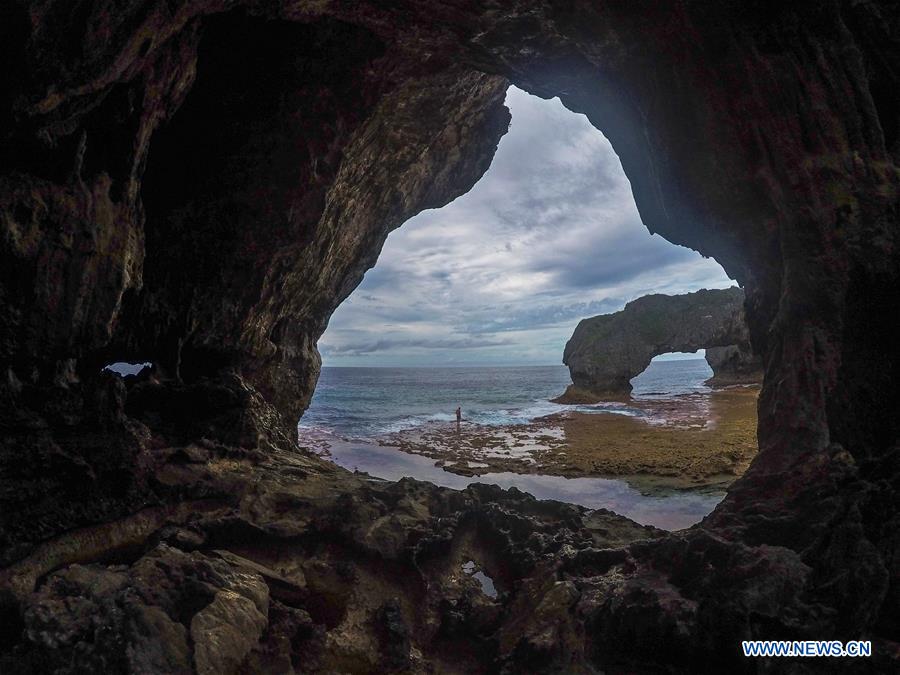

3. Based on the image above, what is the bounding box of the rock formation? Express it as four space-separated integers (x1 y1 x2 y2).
1 1 899 673
0 376 656 672
705 344 762 386
561 287 762 398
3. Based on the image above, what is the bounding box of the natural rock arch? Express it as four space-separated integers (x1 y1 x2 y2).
1 2 898 672
561 287 761 398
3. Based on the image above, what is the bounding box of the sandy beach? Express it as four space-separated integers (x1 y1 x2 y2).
379 386 759 492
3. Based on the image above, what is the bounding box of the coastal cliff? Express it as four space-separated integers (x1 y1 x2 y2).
705 344 763 386
2 1 899 672
560 287 762 399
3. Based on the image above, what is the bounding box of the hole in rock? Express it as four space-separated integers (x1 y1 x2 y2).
630 351 712 398
301 86 757 531
103 362 153 377
461 560 498 599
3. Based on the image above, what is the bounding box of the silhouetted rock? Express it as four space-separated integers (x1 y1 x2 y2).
1 381 658 671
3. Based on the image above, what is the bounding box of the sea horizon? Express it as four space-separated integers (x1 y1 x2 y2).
303 359 714 440
300 358 727 530
319 356 707 369
318 363 565 369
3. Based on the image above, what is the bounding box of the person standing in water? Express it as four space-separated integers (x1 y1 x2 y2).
455 406 462 431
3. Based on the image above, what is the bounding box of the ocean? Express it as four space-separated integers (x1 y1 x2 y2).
300 359 714 439
298 359 724 530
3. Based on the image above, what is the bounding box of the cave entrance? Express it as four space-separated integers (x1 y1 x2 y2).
103 362 153 378
316 86 733 369
3 6 895 668
301 86 755 530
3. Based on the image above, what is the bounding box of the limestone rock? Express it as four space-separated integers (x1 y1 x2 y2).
704 344 763 386
191 589 267 675
561 287 761 398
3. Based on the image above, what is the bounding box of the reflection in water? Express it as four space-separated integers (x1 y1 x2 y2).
325 442 723 531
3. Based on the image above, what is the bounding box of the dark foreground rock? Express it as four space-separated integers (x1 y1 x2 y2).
561 288 762 399
2 1 899 673
0 376 660 673
705 344 763 386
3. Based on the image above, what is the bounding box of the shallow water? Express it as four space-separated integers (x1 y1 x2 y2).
326 441 723 531
301 360 725 531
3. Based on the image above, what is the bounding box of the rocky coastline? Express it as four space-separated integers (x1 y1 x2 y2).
379 386 760 492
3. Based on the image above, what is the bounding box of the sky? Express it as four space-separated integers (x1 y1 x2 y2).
318 86 734 367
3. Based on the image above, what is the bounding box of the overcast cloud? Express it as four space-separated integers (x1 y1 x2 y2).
318 86 734 366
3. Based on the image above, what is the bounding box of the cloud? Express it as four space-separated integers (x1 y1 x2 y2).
460 298 625 334
318 86 734 366
322 336 514 357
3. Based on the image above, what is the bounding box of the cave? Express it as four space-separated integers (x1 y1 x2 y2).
1 2 898 673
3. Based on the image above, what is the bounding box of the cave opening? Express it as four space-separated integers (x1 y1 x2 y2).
103 362 153 378
301 86 758 529
317 86 734 370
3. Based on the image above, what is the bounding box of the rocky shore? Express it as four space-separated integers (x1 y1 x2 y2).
381 387 760 492
0 375 660 672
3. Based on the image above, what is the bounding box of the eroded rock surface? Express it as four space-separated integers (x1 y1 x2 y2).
560 287 761 399
2 1 899 672
705 344 762 386
1 377 658 673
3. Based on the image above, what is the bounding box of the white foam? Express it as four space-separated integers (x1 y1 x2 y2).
303 397 647 441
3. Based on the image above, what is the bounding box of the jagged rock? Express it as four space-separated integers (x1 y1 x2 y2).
560 287 761 399
1 1 899 673
1 423 660 673
14 544 276 674
191 589 268 675
704 344 762 386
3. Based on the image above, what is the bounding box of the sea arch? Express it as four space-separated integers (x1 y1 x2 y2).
561 287 761 399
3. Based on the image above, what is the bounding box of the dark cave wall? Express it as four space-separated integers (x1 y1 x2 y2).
117 12 514 417
1 0 899 671
3 6 512 422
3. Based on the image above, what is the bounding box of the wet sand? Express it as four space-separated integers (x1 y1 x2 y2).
380 386 759 492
